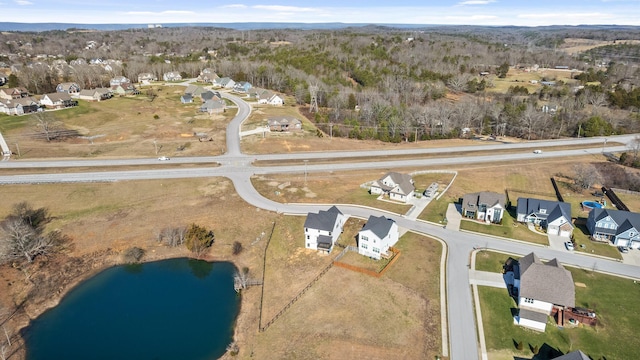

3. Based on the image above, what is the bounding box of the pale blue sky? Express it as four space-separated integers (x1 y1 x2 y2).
1 0 640 26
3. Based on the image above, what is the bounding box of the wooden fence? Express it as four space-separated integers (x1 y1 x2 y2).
333 246 401 278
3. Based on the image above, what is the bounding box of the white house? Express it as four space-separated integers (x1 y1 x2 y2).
513 252 575 332
163 71 182 82
369 172 415 203
213 77 235 89
110 76 130 86
358 215 399 260
304 206 346 253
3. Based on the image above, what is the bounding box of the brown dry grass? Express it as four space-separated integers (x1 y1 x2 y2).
249 230 443 360
0 85 232 160
559 38 640 55
251 172 412 214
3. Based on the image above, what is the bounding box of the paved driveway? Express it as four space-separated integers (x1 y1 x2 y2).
548 234 569 251
445 203 462 231
622 248 640 265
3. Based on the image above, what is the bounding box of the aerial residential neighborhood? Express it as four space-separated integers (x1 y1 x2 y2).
1 12 640 360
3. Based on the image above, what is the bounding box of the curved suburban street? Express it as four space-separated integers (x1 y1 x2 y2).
1 90 639 360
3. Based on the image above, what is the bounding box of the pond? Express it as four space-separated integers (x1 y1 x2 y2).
23 258 239 360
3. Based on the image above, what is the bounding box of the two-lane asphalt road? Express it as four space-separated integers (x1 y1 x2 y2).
1 88 638 360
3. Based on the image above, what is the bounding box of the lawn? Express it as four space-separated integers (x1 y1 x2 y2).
474 250 515 273
1 85 233 159
460 211 549 245
478 259 640 360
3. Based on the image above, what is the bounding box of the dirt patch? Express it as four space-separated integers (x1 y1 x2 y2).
575 282 587 288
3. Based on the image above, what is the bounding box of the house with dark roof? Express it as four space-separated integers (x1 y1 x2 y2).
304 206 346 253
267 117 302 132
180 94 193 104
516 198 574 238
587 208 640 248
462 191 507 224
358 215 399 260
370 172 415 203
552 350 590 360
514 252 575 331
201 90 221 102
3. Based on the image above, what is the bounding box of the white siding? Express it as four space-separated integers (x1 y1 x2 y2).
518 298 553 314
514 316 547 332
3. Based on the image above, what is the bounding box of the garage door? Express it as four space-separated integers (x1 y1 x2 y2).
617 239 630 247
560 230 571 238
631 241 640 250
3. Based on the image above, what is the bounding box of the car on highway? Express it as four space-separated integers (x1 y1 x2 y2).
618 246 629 253
158 156 170 161
565 241 574 251
533 149 542 154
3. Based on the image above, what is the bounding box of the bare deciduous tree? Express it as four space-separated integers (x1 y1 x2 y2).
156 226 186 247
34 113 63 142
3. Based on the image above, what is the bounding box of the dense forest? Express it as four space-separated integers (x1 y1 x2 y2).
1 25 640 141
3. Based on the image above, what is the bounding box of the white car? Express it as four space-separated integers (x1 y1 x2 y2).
565 241 574 251
533 149 542 154
158 156 170 161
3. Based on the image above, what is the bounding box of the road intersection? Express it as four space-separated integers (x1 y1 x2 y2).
1 91 639 360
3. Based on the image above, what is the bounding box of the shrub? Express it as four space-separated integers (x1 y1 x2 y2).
123 247 145 263
232 241 243 255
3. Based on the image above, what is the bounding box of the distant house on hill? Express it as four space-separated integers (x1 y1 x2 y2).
137 72 157 84
40 92 77 109
56 82 81 94
163 71 182 82
110 76 130 86
267 117 302 132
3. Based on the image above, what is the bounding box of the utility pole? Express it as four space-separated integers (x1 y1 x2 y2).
304 160 308 185
309 83 319 113
329 123 333 139
415 128 418 143
602 138 607 153
153 140 158 155
15 143 20 157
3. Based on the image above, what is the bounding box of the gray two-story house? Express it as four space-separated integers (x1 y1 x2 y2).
587 208 640 248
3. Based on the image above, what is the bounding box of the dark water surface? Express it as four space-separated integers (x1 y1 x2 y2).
23 258 239 360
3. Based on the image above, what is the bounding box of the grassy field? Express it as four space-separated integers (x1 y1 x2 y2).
251 172 412 215
461 215 549 245
474 250 514 273
0 85 233 159
488 68 581 95
478 265 640 360
252 227 444 359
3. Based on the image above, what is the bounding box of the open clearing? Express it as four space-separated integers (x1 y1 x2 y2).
0 85 232 159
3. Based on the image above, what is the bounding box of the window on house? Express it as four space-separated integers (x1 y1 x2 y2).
373 247 380 253
306 235 310 240
305 228 308 232
307 243 310 247
329 232 332 236
361 236 368 241
524 298 534 304
362 244 368 250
